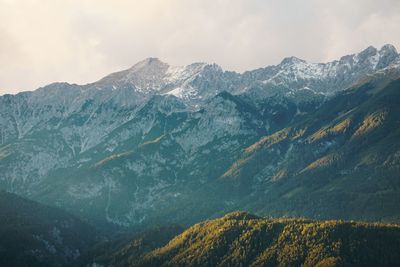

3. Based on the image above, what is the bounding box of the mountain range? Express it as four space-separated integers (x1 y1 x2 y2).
0 44 400 229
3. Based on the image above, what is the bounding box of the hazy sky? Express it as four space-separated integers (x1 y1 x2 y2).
1 0 400 94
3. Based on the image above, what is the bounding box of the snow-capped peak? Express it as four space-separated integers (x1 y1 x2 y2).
164 62 208 84
352 44 398 67
280 56 307 65
380 44 398 55
127 57 169 74
91 58 218 99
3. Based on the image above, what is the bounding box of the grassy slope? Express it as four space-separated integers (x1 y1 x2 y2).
136 211 400 267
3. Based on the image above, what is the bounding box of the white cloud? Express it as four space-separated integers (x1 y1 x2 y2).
0 0 399 94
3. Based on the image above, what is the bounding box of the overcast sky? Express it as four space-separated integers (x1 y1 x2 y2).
1 0 400 94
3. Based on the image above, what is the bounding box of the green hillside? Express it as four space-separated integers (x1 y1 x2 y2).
134 211 400 267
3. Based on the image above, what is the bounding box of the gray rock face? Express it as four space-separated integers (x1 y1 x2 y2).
0 45 399 227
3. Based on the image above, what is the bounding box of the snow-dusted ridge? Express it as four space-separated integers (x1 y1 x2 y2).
243 44 400 95
0 44 398 152
0 44 398 153
85 44 400 100
3 44 399 102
